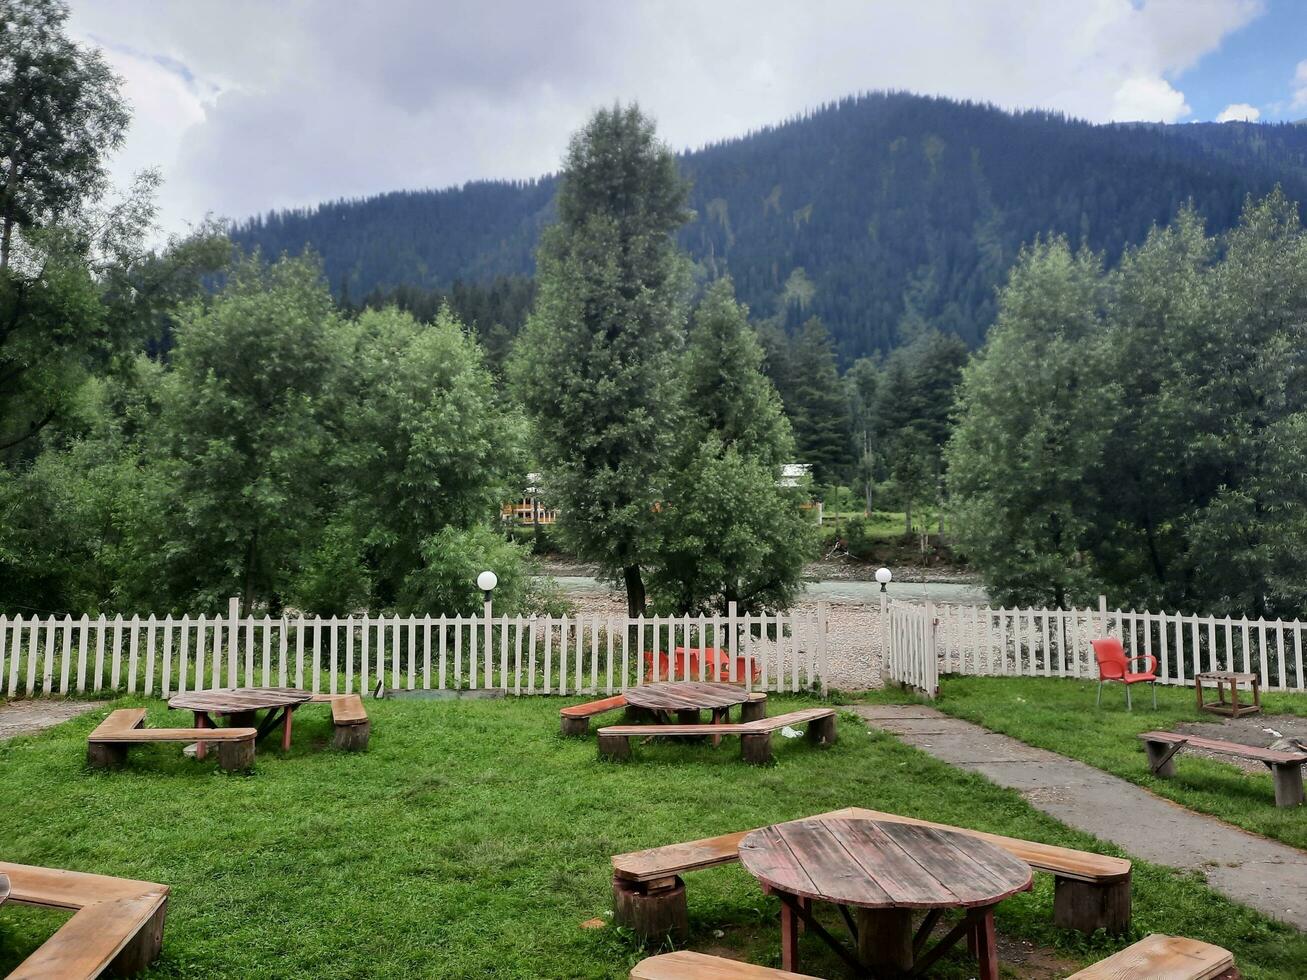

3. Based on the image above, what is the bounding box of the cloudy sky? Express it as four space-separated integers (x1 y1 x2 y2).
67 0 1307 236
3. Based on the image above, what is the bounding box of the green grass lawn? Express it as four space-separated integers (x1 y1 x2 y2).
2 695 1305 978
932 676 1307 852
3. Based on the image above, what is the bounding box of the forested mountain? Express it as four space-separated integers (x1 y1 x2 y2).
231 92 1307 362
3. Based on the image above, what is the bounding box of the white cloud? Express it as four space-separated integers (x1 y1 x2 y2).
63 0 1264 234
1216 102 1261 122
1293 59 1307 109
1111 76 1191 123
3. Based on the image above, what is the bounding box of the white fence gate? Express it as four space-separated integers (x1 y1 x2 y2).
884 600 939 697
885 596 1307 695
0 600 828 699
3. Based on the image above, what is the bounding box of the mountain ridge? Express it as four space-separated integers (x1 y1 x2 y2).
231 91 1307 362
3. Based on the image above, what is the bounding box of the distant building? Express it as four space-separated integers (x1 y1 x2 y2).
780 462 811 488
501 473 558 526
501 464 815 527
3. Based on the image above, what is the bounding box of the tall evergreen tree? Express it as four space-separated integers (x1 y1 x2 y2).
788 318 852 484
512 105 690 615
680 278 793 468
650 279 814 614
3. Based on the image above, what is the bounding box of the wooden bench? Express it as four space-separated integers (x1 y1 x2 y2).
0 861 169 978
309 693 371 750
1067 933 1235 979
560 694 629 735
631 934 1232 980
87 708 256 773
598 707 835 765
610 805 1131 942
1140 730 1306 807
630 950 819 979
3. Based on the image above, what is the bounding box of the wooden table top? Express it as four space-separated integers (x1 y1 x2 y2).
0 872 9 906
625 681 750 711
1195 671 1258 682
168 687 314 713
739 817 1032 910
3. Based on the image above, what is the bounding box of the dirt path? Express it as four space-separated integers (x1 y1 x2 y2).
856 704 1307 930
0 699 106 740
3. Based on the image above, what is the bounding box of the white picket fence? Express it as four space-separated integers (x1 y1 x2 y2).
0 600 828 699
885 596 1307 698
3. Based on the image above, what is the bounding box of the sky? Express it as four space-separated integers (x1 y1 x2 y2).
66 0 1307 237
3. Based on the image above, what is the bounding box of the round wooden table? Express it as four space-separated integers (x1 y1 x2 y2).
625 681 750 725
739 817 1032 978
169 687 314 759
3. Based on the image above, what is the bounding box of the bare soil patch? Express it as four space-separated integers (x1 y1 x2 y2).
1173 713 1307 774
0 698 105 740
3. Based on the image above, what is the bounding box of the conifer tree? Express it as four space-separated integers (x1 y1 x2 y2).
512 105 690 616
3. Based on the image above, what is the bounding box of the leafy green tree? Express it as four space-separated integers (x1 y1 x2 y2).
946 239 1110 606
513 104 690 616
327 304 525 612
156 254 342 614
650 279 814 614
0 0 129 268
950 193 1307 617
651 439 815 615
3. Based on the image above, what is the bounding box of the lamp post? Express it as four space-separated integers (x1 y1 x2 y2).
875 566 892 594
477 570 498 689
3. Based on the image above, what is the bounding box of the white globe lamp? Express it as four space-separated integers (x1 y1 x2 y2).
477 570 498 596
875 567 893 593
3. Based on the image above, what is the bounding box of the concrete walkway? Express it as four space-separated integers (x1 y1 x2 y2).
856 704 1307 930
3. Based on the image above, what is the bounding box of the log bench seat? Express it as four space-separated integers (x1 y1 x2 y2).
630 934 1232 980
0 861 169 978
560 694 629 735
630 950 819 979
610 805 1131 942
597 707 835 765
309 693 371 750
87 708 256 772
1067 933 1236 979
1139 730 1305 807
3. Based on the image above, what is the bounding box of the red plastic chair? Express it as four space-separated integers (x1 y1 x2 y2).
642 647 761 684
1092 637 1158 710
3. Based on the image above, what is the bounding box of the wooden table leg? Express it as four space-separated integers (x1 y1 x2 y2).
1253 676 1261 713
972 908 999 980
1195 677 1205 712
194 711 208 761
857 907 914 975
282 706 295 751
780 895 800 972
1230 680 1240 717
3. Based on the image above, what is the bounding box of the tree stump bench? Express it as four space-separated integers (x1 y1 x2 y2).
0 861 170 978
310 693 371 750
1140 730 1305 807
559 694 629 735
610 805 1132 943
87 709 256 773
597 708 836 765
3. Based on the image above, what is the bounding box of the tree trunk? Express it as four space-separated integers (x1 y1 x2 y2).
240 531 259 617
623 565 647 618
0 215 12 271
904 501 913 536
